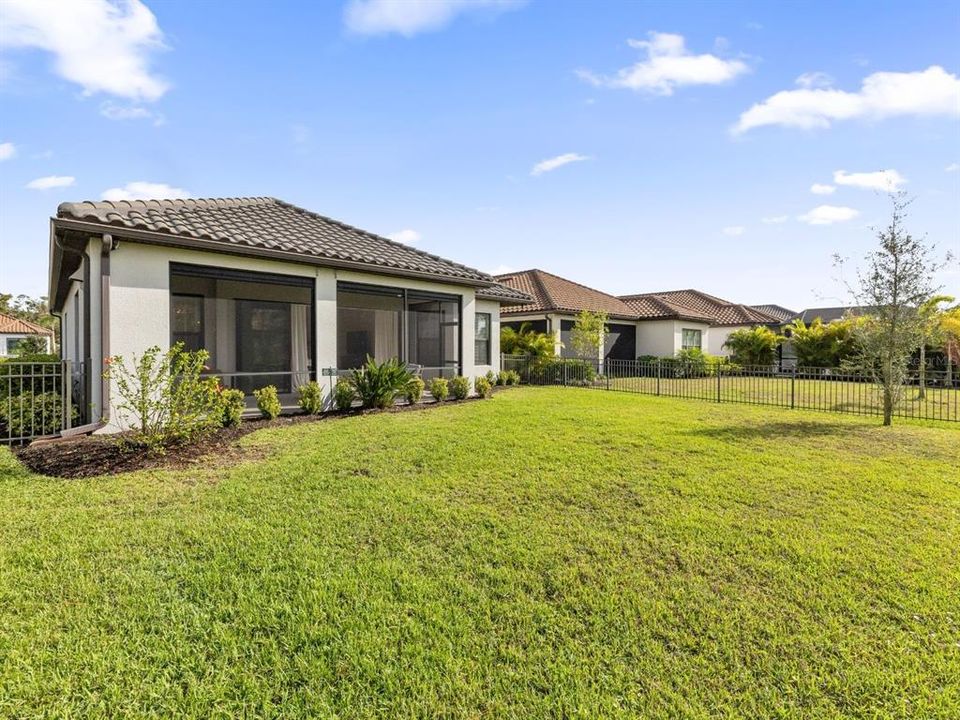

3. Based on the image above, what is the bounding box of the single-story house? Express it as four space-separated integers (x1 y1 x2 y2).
495 269 641 363
496 269 786 359
0 312 54 357
620 289 787 357
788 306 871 325
48 197 531 432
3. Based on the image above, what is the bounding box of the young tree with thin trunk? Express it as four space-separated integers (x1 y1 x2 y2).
570 310 608 361
835 193 953 426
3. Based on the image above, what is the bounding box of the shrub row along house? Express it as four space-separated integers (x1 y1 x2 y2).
48 197 532 433
496 268 793 363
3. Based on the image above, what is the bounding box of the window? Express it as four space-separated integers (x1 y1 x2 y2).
5 338 23 355
474 312 491 365
681 328 702 351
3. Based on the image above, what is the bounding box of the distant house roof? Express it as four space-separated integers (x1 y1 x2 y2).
0 312 53 336
791 306 872 324
476 282 535 303
54 197 495 287
749 304 797 323
620 289 783 326
495 269 639 319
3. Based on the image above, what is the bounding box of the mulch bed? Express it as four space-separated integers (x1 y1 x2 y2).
13 394 494 480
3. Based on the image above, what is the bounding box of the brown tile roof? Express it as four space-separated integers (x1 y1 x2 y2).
56 197 494 285
0 312 54 335
476 282 535 303
495 269 638 319
620 288 783 325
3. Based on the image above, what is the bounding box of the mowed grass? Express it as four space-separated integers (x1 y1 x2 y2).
0 388 958 719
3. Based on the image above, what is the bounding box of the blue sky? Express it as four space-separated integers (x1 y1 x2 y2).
1 0 958 311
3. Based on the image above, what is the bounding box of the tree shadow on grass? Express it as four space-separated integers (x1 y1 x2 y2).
688 420 871 443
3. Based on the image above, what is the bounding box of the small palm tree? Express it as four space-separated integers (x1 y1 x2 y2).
500 322 556 357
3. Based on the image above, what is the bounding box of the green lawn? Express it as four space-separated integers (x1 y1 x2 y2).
1 388 958 719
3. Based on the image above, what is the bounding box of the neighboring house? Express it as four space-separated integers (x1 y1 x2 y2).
48 197 531 432
496 270 786 360
750 304 797 324
496 269 642 362
620 289 786 357
0 312 53 357
789 306 871 324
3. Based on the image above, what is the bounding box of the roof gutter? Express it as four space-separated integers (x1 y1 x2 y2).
36 232 112 443
52 217 495 290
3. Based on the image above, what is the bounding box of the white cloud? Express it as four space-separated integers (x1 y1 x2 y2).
721 225 745 236
343 0 523 37
25 175 75 190
798 205 859 225
733 65 960 133
0 142 15 161
98 101 162 124
833 169 906 191
385 229 421 244
810 183 836 195
530 152 590 176
100 181 190 201
0 0 168 102
762 215 789 224
577 31 749 95
795 71 833 89
946 163 960 172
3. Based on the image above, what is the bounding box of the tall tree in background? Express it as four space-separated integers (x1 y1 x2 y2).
836 194 953 425
916 295 954 399
569 310 608 360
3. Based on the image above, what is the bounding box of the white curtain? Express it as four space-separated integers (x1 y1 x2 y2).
291 304 310 387
374 310 400 362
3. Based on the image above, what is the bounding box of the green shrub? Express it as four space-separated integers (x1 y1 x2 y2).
450 375 470 400
219 387 246 427
333 378 356 411
723 326 782 366
105 343 222 451
506 370 520 386
253 385 281 419
0 390 78 438
485 370 496 386
405 377 425 404
496 370 509 386
428 377 449 401
0 354 63 401
297 381 324 415
474 376 493 398
351 356 413 409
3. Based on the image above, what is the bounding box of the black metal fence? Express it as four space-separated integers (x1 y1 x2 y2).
1 360 88 444
501 355 959 423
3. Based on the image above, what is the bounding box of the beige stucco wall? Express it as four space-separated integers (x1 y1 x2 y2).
707 325 752 356
103 241 495 431
636 319 712 357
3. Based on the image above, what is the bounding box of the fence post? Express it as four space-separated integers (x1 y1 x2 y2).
63 359 73 430
563 359 568 387
656 359 661 396
791 367 796 409
716 361 721 403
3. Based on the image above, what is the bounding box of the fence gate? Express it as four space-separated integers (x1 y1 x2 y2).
1 360 87 444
